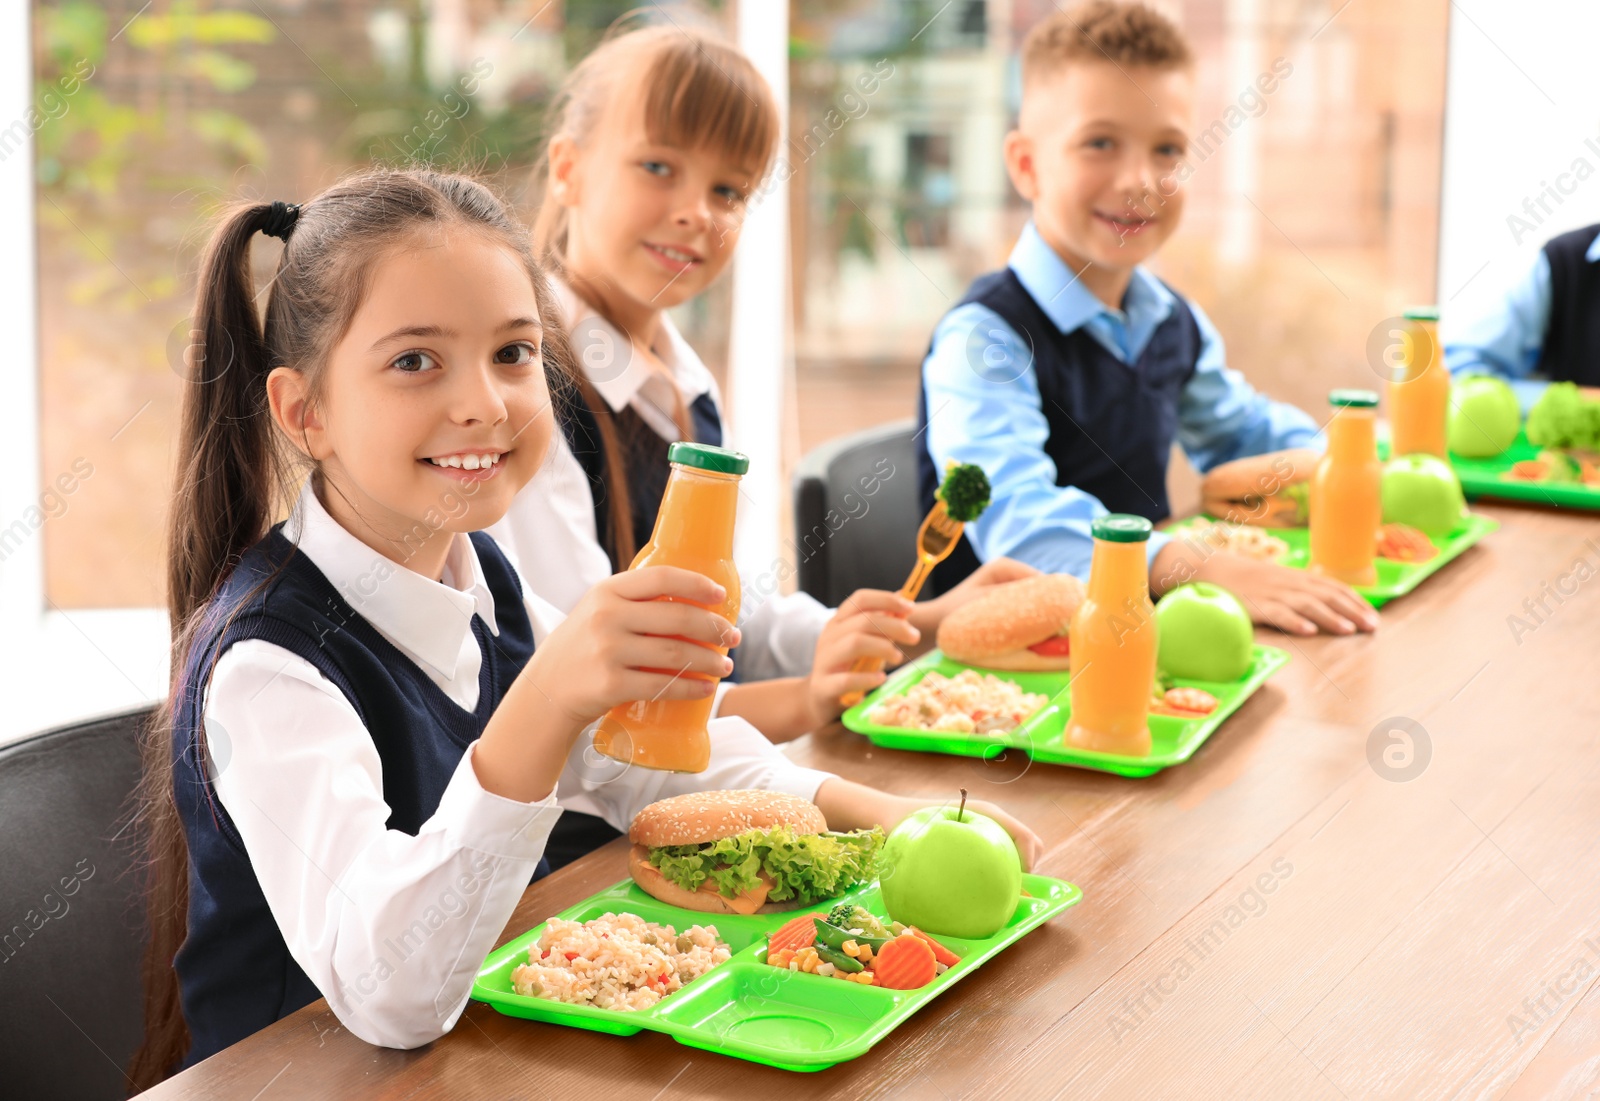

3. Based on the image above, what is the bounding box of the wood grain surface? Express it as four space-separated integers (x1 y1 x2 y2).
137 502 1600 1100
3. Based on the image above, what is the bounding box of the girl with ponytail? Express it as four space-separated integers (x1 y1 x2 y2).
490 17 1035 805
127 167 1042 1087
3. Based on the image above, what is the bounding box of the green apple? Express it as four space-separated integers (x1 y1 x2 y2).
878 791 1021 939
1381 454 1466 537
1448 375 1521 458
1154 582 1254 682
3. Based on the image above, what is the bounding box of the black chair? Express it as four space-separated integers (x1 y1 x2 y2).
792 419 927 608
0 707 154 1100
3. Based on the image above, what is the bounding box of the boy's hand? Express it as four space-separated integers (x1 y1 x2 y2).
526 566 739 726
1156 542 1378 636
905 557 1041 657
802 590 922 728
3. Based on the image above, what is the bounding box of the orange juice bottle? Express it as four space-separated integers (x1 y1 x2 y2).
1387 306 1448 457
1309 390 1382 587
592 442 746 773
1067 515 1158 757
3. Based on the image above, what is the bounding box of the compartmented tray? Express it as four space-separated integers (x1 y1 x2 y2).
1169 513 1498 608
842 646 1289 779
472 874 1081 1071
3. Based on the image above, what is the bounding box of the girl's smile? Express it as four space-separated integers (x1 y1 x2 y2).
642 239 704 274
421 448 512 481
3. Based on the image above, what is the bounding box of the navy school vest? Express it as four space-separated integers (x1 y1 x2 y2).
171 525 545 1067
917 267 1202 594
1538 223 1600 386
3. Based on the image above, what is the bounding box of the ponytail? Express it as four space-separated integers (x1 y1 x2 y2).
169 202 297 629
129 202 295 1089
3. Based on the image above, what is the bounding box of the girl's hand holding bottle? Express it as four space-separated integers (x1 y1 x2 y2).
471 567 739 801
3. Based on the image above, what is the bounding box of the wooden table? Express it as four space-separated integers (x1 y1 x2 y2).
142 501 1600 1100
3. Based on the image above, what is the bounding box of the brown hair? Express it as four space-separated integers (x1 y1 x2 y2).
128 168 573 1090
531 16 779 567
1021 1 1193 89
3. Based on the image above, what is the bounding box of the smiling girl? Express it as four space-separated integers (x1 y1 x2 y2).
128 168 1039 1088
489 22 1032 800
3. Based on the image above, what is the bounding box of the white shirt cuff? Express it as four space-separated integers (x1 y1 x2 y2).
435 743 565 862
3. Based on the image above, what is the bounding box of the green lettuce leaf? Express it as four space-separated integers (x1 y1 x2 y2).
648 826 884 904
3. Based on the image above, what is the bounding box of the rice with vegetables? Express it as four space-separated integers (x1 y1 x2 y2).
510 912 730 1011
867 670 1047 734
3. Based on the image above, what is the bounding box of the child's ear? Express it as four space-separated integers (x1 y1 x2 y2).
548 133 582 207
266 365 330 460
1003 129 1038 201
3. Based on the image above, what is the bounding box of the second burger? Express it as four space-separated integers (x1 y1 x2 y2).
936 573 1086 671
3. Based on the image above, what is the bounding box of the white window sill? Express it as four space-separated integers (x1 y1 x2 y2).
2 608 168 746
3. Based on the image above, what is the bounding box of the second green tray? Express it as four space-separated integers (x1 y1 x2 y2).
1169 512 1498 608
472 873 1081 1071
842 645 1289 778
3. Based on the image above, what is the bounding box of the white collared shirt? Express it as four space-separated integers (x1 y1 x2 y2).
204 482 834 1050
489 277 833 683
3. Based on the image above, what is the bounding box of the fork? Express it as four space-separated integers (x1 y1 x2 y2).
838 499 965 708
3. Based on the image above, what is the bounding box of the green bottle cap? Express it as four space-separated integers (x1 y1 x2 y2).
667 441 749 475
1329 389 1379 408
1091 514 1153 543
1402 306 1440 322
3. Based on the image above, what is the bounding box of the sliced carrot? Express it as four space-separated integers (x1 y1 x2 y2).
767 912 823 958
1509 460 1549 481
908 927 961 968
1376 523 1437 563
871 933 938 989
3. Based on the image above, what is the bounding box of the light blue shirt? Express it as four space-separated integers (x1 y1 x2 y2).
922 222 1321 579
1443 229 1600 380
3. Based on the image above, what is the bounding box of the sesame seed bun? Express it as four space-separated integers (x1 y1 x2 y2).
627 790 828 849
936 574 1085 671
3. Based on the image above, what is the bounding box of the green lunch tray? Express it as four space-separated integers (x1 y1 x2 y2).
841 646 1289 779
1379 434 1600 511
1170 513 1499 609
471 873 1082 1072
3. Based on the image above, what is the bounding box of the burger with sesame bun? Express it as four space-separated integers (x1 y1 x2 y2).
627 790 885 916
936 574 1087 672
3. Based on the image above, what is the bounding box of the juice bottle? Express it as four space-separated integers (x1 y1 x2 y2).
1387 306 1447 457
1309 390 1382 587
1066 515 1157 757
591 442 746 773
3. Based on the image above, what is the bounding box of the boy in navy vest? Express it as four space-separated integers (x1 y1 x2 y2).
1443 223 1600 386
917 0 1377 637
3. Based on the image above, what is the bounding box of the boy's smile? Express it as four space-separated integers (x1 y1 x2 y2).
1005 61 1194 307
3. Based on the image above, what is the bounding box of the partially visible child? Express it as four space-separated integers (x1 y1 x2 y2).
489 18 1032 745
1443 222 1600 385
128 169 1041 1088
917 1 1378 637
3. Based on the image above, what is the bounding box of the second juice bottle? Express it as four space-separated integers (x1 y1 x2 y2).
1067 515 1158 757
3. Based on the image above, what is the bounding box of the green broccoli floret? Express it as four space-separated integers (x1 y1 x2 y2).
1527 382 1600 451
826 902 856 928
937 462 991 523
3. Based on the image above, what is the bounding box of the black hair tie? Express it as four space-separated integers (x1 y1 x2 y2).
261 200 301 242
